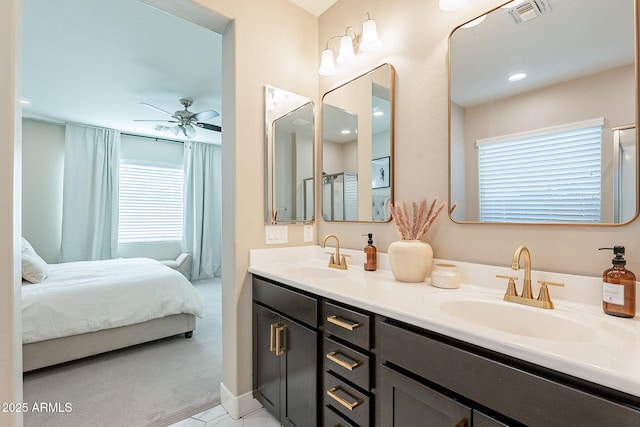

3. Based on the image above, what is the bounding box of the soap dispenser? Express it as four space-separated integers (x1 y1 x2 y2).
363 233 377 271
599 246 636 318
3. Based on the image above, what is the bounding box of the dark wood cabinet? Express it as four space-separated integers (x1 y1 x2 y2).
379 364 471 427
252 277 319 427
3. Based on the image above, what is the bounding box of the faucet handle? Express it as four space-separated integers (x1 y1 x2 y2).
536 280 564 309
497 275 519 298
339 254 351 269
326 251 336 266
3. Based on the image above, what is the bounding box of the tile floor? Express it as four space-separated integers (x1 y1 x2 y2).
168 405 280 427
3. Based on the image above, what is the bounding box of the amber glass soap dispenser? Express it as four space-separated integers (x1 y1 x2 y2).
599 246 636 318
363 233 377 271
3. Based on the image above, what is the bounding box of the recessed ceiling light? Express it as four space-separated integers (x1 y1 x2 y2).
508 72 527 82
501 0 525 8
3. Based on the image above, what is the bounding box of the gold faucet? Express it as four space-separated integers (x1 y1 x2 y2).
512 245 533 299
497 245 564 309
321 234 349 270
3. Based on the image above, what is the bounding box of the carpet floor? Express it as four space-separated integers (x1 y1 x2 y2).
22 278 222 427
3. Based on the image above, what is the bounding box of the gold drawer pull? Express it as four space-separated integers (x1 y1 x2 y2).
326 351 362 371
326 386 362 411
269 323 277 352
327 315 361 331
275 325 286 356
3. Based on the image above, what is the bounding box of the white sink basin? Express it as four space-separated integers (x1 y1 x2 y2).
283 265 348 279
426 292 636 344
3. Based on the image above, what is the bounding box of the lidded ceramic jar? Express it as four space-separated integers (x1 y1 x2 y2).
431 263 461 289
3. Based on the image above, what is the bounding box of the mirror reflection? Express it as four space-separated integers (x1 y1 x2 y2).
265 86 314 223
449 0 637 224
322 63 395 222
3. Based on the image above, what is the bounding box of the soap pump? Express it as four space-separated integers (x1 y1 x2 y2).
363 233 377 271
599 246 636 318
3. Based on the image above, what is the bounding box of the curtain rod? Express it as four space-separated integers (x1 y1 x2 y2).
121 132 185 145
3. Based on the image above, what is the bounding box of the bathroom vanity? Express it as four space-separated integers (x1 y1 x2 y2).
249 246 640 426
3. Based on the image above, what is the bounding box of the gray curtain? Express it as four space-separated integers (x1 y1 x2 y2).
60 124 120 262
182 141 222 279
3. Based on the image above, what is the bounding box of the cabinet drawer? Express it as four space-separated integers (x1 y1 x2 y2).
253 276 318 327
324 301 370 349
324 371 370 427
324 336 371 391
324 405 357 427
379 320 640 427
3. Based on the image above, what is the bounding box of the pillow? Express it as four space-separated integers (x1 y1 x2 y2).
21 238 48 284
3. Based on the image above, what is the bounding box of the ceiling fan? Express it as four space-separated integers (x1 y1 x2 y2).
135 98 221 138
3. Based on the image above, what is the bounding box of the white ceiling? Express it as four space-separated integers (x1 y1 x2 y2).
22 0 222 144
287 0 338 17
450 0 634 107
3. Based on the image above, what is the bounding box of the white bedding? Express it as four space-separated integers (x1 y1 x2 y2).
22 258 204 344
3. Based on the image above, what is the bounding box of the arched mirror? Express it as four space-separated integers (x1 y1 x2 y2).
449 0 638 224
265 86 315 223
322 63 395 222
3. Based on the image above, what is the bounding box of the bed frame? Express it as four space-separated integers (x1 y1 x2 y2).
23 313 195 372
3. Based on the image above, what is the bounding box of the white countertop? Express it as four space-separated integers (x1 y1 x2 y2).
248 246 640 399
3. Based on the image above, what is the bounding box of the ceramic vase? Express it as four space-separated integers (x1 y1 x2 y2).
388 240 433 283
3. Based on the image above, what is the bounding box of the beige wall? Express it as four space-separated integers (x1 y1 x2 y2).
318 0 640 279
1 1 23 424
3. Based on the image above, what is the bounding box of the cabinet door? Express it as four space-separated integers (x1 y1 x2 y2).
379 365 471 427
253 303 281 419
281 316 318 427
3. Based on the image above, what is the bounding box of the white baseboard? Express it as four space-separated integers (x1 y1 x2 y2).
219 382 263 419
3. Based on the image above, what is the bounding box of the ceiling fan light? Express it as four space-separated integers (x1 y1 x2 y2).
336 35 356 65
439 0 468 12
360 18 381 52
170 126 181 136
318 49 337 76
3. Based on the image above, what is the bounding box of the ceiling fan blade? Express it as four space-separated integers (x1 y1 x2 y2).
196 122 222 132
140 102 175 117
193 110 220 121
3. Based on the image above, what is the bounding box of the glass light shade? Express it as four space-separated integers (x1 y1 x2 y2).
336 35 356 64
318 49 337 76
359 19 381 52
439 0 468 11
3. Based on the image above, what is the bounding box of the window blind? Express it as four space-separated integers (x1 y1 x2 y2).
118 162 183 243
478 121 603 223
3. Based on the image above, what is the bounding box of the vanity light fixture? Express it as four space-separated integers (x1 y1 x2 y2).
318 13 382 76
508 72 528 82
439 0 468 12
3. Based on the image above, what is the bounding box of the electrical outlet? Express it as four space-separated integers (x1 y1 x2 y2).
303 225 313 243
265 225 288 245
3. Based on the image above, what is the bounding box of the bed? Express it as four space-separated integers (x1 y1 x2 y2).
21 239 204 372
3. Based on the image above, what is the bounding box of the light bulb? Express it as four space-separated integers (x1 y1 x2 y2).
439 0 468 12
318 49 337 76
336 35 356 64
360 18 381 52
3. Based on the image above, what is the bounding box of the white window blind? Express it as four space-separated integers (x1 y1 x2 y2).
118 162 183 243
477 119 603 223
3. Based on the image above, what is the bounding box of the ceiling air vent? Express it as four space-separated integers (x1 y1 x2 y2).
507 0 551 24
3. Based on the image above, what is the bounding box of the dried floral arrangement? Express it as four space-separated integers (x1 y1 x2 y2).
388 198 447 240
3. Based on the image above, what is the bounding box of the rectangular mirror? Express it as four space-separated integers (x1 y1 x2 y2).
322 63 395 222
449 0 638 224
265 86 315 223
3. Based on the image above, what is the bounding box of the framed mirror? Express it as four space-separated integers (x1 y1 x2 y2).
322 63 395 222
449 0 638 224
265 86 314 223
